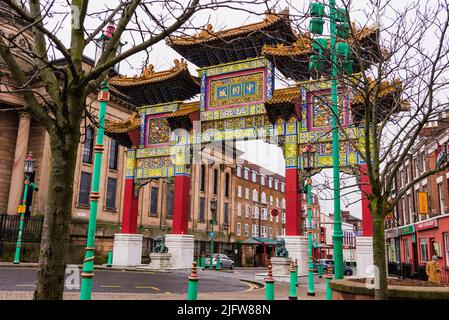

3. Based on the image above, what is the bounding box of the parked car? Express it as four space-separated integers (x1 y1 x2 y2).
313 259 353 276
205 253 234 269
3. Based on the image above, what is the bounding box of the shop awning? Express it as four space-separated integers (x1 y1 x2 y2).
242 237 278 245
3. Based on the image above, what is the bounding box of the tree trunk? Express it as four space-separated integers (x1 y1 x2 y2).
33 127 80 300
372 203 388 300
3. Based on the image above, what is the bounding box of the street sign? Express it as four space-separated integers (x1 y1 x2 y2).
17 205 26 214
271 208 279 217
209 232 215 240
418 191 429 215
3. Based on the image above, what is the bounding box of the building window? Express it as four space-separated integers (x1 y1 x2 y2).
200 164 206 192
213 168 219 194
150 187 159 216
261 192 267 204
225 173 230 197
238 185 242 197
199 197 205 222
78 172 92 206
244 223 249 237
276 198 279 208
252 224 259 237
109 139 119 170
420 238 428 262
244 168 249 180
252 189 258 202
82 126 94 163
245 204 250 218
261 175 265 185
275 228 279 237
252 206 259 219
245 188 249 200
438 182 445 215
261 226 267 237
282 211 286 224
237 223 241 236
224 202 229 225
261 208 267 220
403 239 410 262
237 203 242 216
274 180 279 190
282 198 286 209
444 233 449 267
269 227 273 238
252 171 257 182
281 183 285 192
268 178 273 188
237 166 242 177
106 178 117 210
167 187 174 218
270 196 273 205
282 228 286 236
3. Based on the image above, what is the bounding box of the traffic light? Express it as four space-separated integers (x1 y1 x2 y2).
309 2 326 35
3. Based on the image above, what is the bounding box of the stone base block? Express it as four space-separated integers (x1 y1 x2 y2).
148 252 172 269
270 257 291 276
356 236 374 278
112 233 143 267
281 235 308 275
165 234 194 269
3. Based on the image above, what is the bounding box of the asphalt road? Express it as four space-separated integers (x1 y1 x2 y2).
0 267 251 294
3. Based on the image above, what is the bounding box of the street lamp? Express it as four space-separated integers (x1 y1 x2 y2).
302 144 316 296
308 0 350 280
94 21 124 73
14 151 38 264
80 19 116 301
209 199 217 269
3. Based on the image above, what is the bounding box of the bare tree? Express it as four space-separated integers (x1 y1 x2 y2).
0 0 267 300
285 0 449 299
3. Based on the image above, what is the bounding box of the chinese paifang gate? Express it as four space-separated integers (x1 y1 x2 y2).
105 9 408 270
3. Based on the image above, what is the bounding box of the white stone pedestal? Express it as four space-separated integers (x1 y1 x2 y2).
281 235 308 275
165 234 194 269
148 252 172 269
112 233 143 267
270 257 291 277
356 236 374 277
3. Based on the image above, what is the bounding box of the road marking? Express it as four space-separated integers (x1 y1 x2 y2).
135 286 160 291
15 284 35 287
100 285 121 288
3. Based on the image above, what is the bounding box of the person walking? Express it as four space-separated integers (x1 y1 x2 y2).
426 255 441 284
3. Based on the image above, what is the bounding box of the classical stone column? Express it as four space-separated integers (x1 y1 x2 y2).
7 112 31 214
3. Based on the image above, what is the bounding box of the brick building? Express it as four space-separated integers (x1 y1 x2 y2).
385 115 449 282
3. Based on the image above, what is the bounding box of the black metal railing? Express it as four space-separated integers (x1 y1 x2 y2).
0 214 44 243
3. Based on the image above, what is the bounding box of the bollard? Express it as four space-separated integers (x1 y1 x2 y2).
196 255 201 269
265 264 275 300
325 265 333 300
201 255 206 270
187 262 199 300
289 260 298 300
318 264 323 278
106 249 113 267
216 255 221 270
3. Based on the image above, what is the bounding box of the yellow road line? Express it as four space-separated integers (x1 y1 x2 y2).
100 285 121 288
135 286 160 291
15 284 35 287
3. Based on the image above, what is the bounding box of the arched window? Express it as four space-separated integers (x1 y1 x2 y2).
200 164 206 192
252 189 258 202
82 126 94 163
225 172 230 197
213 168 218 194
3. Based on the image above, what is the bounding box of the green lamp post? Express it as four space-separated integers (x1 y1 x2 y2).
308 1 352 280
209 199 217 269
302 144 316 296
13 151 38 264
79 80 110 300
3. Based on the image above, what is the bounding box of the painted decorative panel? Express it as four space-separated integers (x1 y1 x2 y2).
147 117 170 145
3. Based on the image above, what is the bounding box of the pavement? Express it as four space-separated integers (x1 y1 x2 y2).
0 263 327 300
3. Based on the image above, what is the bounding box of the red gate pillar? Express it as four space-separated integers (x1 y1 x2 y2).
285 167 303 236
113 148 142 266
360 163 373 236
172 173 191 234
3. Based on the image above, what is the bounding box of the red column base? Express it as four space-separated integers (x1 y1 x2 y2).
121 178 139 234
172 174 191 235
285 168 303 236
